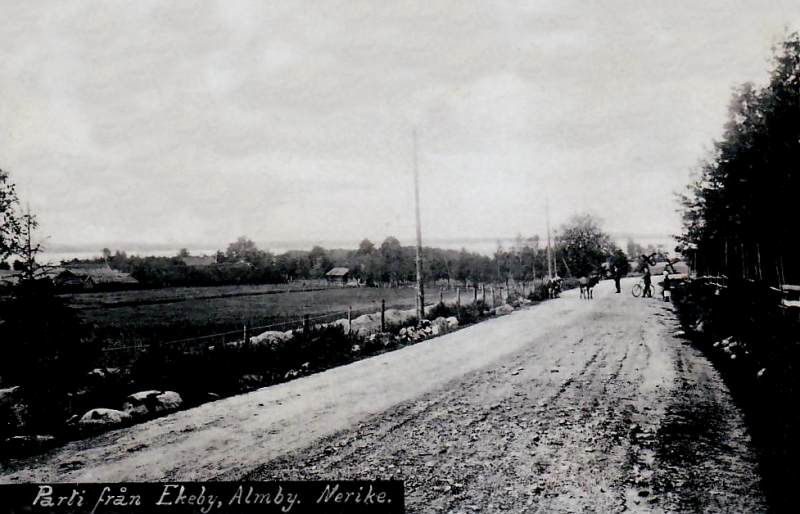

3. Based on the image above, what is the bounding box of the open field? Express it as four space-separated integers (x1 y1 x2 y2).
70 284 463 353
59 280 342 309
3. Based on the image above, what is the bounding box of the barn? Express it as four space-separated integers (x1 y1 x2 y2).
325 267 350 284
55 263 138 290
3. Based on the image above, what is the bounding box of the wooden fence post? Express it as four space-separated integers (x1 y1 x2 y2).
381 299 386 332
491 286 496 308
348 306 352 335
474 285 478 304
303 314 310 333
482 285 486 303
456 287 461 307
440 288 444 305
244 324 250 345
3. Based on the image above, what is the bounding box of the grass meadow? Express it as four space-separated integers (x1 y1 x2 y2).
68 284 462 355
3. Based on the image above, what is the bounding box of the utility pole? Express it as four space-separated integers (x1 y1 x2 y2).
413 127 425 323
546 198 553 279
22 204 41 281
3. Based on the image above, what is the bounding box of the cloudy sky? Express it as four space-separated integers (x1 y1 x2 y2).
1 1 798 256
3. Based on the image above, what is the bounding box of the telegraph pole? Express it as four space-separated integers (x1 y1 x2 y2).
413 128 425 323
546 198 553 279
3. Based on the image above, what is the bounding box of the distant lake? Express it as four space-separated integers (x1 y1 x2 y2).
37 249 220 265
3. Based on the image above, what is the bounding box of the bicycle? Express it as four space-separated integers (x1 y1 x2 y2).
631 280 656 298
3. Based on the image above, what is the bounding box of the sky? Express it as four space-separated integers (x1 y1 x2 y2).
1 0 798 258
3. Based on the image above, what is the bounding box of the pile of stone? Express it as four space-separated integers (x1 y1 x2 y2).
122 390 183 418
397 316 458 342
248 330 293 346
68 390 183 430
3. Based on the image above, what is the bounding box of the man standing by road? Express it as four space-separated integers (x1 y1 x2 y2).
661 270 671 301
639 253 656 299
613 265 622 293
642 266 652 298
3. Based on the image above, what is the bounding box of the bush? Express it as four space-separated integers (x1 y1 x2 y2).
0 288 99 434
427 302 457 320
455 300 489 325
528 285 550 302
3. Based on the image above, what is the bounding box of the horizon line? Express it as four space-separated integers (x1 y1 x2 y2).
41 232 678 253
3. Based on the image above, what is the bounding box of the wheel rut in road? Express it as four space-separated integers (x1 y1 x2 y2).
245 289 766 513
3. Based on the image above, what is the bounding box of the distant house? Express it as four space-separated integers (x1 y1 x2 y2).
181 255 217 267
56 263 138 290
325 267 350 284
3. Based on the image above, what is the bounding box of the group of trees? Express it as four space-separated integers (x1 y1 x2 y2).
679 32 800 285
0 168 40 276
68 215 636 290
3 165 642 290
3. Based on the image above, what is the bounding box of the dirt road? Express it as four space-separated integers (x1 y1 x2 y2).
1 278 766 512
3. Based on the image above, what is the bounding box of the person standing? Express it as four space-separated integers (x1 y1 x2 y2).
642 266 652 298
613 265 622 293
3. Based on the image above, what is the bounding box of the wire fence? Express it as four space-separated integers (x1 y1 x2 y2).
93 281 542 367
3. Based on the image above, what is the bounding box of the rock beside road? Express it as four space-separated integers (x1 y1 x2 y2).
78 408 131 428
122 391 183 418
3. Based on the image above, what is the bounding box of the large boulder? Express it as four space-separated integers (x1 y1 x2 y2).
250 330 291 345
384 309 415 325
122 391 182 418
445 316 459 328
352 313 380 326
431 317 448 335
493 305 515 316
78 408 131 427
328 318 350 331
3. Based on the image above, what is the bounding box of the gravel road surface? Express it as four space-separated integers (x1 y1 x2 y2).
1 278 766 513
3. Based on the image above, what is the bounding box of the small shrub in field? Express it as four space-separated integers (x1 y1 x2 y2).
456 301 488 325
428 302 457 320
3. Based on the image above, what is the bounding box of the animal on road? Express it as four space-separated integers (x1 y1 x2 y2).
545 276 562 298
579 275 599 299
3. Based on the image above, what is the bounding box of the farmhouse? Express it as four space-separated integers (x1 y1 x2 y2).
55 263 138 290
325 267 350 284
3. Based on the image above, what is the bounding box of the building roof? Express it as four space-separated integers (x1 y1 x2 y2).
325 267 350 277
60 263 138 284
